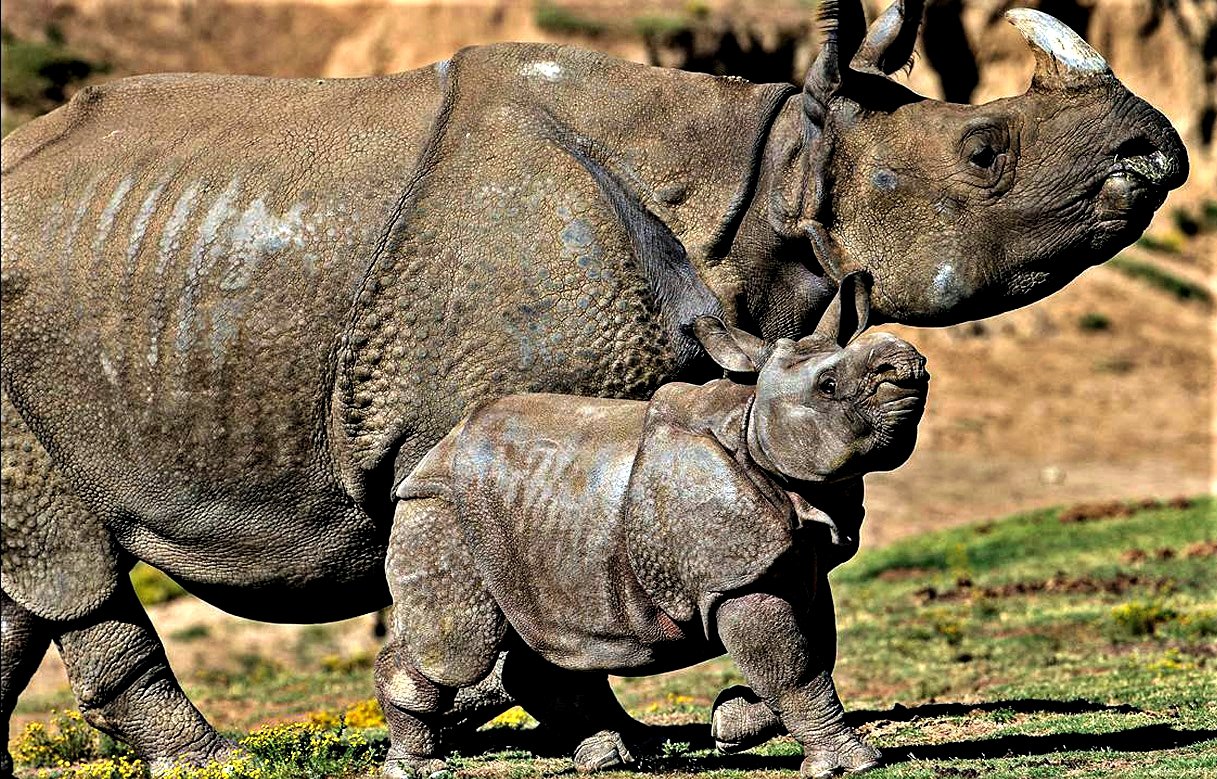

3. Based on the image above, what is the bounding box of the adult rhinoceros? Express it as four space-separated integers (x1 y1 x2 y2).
0 0 1187 773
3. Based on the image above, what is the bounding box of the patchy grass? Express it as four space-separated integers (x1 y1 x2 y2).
1107 256 1212 305
129 563 188 606
12 497 1216 778
533 2 606 37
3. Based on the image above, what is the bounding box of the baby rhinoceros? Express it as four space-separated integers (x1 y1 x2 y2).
380 276 928 778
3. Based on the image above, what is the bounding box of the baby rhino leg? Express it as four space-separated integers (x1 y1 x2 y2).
502 650 639 773
378 497 506 778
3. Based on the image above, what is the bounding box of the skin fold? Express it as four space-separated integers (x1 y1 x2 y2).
0 0 1187 771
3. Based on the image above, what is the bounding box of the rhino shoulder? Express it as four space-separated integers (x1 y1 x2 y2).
625 381 794 628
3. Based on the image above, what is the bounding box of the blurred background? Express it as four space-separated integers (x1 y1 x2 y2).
3 0 1211 539
3 2 1214 768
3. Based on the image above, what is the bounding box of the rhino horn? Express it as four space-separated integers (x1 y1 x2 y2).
1005 8 1112 91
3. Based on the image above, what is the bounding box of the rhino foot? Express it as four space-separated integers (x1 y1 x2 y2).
381 756 452 779
573 729 635 773
711 684 784 753
147 736 243 777
799 731 881 778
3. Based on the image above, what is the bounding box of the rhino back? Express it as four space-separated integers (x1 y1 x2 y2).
0 67 447 599
335 44 794 492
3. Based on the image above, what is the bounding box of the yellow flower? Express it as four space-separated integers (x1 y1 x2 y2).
342 699 386 729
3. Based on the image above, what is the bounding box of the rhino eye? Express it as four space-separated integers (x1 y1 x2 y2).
818 375 837 396
969 145 997 169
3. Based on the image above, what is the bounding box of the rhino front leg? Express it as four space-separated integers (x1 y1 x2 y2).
1 589 52 775
712 577 836 753
501 650 641 773
717 591 878 778
54 581 236 775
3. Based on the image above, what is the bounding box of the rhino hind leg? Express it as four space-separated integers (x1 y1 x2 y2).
379 496 508 775
54 581 237 774
1 589 52 775
500 650 642 773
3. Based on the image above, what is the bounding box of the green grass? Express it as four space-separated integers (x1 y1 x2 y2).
1108 256 1212 305
533 2 606 36
12 497 1216 778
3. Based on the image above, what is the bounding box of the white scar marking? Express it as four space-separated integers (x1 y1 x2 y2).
94 177 134 255
522 61 563 81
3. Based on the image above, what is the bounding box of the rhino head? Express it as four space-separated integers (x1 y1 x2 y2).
695 273 928 483
740 1 1188 331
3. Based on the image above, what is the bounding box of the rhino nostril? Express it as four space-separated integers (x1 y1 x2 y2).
1115 135 1158 161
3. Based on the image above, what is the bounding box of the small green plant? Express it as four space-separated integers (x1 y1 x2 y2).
1108 256 1212 305
989 706 1017 725
1078 311 1111 331
534 2 605 36
130 563 188 606
168 624 211 642
633 14 692 39
1107 599 1177 640
660 739 692 758
1134 232 1183 254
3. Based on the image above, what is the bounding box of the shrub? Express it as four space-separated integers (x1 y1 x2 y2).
1108 256 1212 305
1107 600 1177 640
534 2 605 36
1 29 99 112
1078 312 1111 331
633 14 692 39
11 710 100 768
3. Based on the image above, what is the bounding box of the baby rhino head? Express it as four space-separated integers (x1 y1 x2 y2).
694 273 928 484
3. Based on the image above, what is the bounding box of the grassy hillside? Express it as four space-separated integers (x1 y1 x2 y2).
11 496 1216 778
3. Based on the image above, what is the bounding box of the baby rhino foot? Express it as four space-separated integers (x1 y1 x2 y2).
800 730 881 778
711 685 784 753
573 729 635 773
382 756 452 779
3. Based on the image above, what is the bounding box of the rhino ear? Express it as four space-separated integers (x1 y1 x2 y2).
853 0 925 76
803 0 868 127
812 271 872 347
692 316 767 374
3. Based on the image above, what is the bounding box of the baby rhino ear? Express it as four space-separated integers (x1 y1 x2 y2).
692 316 767 374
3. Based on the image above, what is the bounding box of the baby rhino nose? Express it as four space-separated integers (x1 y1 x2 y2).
870 343 928 385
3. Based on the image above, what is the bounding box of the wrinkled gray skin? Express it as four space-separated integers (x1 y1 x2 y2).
382 278 928 778
0 0 1186 771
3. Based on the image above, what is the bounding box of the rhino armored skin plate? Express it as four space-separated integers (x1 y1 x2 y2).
0 0 1187 773
382 276 929 778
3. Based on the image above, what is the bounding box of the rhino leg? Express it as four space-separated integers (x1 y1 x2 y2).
438 652 515 737
501 650 641 773
1 589 52 775
379 496 507 776
711 578 835 754
717 589 879 778
54 582 237 774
